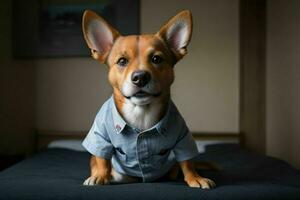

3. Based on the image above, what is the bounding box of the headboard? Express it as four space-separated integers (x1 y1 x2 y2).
35 130 242 152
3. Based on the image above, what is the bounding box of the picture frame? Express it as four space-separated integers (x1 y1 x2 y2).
12 0 140 58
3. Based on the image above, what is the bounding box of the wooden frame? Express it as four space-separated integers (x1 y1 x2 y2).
239 0 266 153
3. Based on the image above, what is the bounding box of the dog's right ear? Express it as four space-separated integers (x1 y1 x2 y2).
82 10 120 63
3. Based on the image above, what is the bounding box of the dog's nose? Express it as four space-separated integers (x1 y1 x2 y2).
131 70 151 87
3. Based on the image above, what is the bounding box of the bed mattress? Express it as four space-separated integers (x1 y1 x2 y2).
0 144 300 200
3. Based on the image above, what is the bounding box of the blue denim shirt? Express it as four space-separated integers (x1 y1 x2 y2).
82 96 199 182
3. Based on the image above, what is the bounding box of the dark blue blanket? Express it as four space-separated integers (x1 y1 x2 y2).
0 144 300 200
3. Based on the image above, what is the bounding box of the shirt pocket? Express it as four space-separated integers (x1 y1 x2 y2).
115 147 136 168
150 148 171 170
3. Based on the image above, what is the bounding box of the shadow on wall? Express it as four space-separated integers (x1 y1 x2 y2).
0 0 36 155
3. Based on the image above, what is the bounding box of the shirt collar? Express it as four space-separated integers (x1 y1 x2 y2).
111 97 127 134
152 100 172 136
111 96 172 135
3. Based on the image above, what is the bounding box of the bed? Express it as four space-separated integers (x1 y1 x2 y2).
0 133 300 200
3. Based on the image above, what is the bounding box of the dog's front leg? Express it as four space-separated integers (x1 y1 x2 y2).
179 160 216 189
83 156 112 185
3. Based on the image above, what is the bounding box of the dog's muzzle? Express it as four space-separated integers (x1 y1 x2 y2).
121 72 161 105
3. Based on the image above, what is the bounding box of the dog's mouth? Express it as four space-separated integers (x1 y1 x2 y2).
124 91 161 99
133 91 149 98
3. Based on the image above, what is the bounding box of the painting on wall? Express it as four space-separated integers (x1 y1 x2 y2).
13 0 140 58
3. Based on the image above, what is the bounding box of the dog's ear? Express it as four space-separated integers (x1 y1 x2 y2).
156 10 193 61
82 10 120 63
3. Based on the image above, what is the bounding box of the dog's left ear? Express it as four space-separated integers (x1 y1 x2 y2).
156 10 193 61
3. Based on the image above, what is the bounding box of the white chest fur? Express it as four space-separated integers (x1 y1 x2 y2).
122 99 163 131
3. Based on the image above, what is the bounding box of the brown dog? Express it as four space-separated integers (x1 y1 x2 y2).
81 10 215 189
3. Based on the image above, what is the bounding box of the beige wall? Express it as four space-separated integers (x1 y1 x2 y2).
266 0 300 168
35 59 111 131
142 0 239 133
36 0 239 133
3 0 300 169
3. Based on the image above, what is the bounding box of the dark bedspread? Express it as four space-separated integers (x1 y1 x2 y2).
0 144 300 200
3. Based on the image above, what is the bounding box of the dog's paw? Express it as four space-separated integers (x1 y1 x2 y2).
83 176 110 186
185 176 216 189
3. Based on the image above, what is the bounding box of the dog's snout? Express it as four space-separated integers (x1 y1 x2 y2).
131 70 151 87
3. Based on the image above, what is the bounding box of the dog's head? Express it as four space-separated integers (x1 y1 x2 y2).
82 10 192 107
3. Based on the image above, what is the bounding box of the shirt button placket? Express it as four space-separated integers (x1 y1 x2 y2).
136 131 149 182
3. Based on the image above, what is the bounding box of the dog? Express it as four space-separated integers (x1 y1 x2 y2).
81 10 215 189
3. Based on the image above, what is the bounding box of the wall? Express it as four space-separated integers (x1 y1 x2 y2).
35 59 111 131
36 0 239 133
266 0 300 168
142 0 239 133
0 0 36 155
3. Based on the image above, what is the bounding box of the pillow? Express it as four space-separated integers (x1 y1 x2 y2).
48 139 86 152
196 139 238 153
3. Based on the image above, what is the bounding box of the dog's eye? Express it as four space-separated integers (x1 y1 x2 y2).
151 55 163 65
117 57 128 67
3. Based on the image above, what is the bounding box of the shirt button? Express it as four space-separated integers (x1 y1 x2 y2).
115 124 121 132
134 128 140 133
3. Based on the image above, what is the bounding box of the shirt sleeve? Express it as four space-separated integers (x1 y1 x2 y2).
172 122 199 162
82 114 114 160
